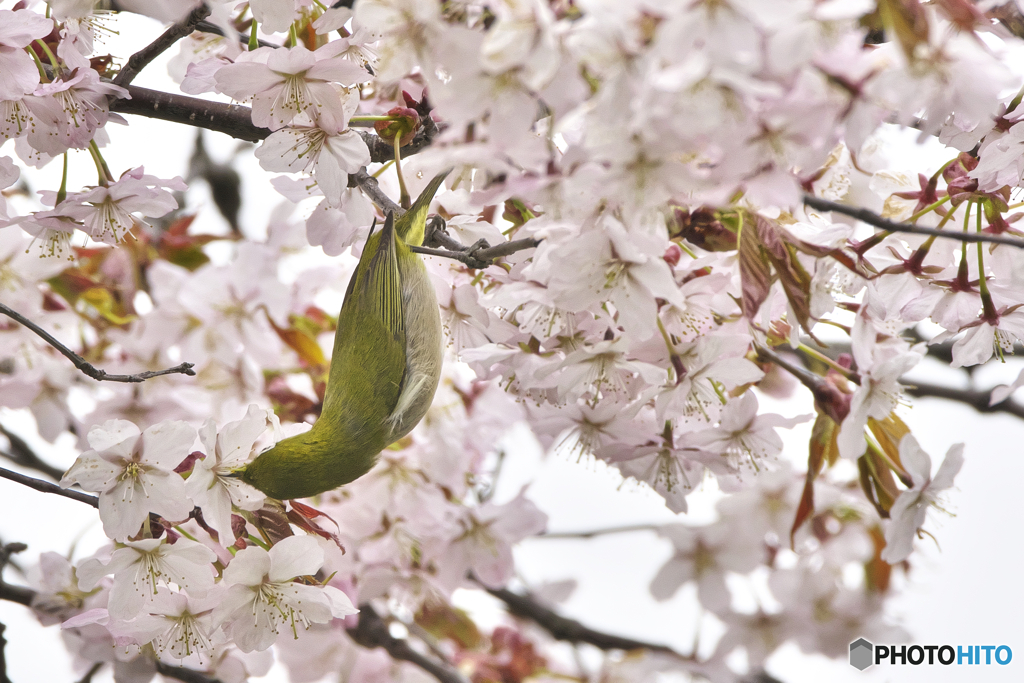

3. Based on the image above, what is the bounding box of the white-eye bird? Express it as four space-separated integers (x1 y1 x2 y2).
241 171 450 499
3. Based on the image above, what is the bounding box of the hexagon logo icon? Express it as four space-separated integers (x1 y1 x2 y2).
850 638 874 671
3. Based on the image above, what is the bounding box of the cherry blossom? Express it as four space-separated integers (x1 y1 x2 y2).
215 44 369 131
215 536 357 652
75 538 217 620
185 405 272 543
61 166 186 244
60 420 197 541
881 436 964 564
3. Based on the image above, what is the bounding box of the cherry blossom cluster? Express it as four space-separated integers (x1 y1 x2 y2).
2 0 1024 681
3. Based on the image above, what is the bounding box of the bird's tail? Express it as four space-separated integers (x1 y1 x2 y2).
396 168 453 246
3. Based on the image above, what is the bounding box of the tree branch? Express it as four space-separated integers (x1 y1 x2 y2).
535 524 662 539
113 4 213 87
193 20 277 48
349 173 541 268
350 169 402 216
347 604 469 683
485 586 689 658
0 543 31 608
109 87 441 161
0 424 64 481
0 302 196 383
155 663 222 683
795 338 1024 421
0 468 98 508
75 662 104 683
902 380 1024 419
0 623 10 683
410 238 541 269
803 195 1024 249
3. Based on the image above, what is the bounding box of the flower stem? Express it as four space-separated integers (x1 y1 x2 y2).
33 39 60 72
976 201 998 320
56 153 69 205
393 135 410 209
372 159 394 178
26 46 48 82
88 140 114 185
797 343 857 380
906 195 951 224
248 20 259 51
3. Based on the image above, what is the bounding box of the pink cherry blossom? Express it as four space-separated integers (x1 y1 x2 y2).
215 44 368 131
60 419 197 541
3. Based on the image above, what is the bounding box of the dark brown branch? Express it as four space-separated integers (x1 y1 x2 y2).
0 623 9 683
350 169 402 216
113 4 213 87
0 468 98 508
155 663 223 683
75 662 104 683
902 380 1024 420
0 302 195 383
193 20 277 48
109 87 440 161
0 543 31 608
347 604 468 683
485 586 688 657
110 86 268 142
349 173 541 268
411 238 541 269
0 424 64 481
803 195 1024 249
0 584 32 608
797 337 1024 421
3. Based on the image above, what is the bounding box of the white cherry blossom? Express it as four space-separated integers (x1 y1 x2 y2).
60 420 197 541
881 436 964 564
215 536 357 652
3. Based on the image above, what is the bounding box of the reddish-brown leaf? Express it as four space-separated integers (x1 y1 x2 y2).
738 213 772 320
791 413 839 547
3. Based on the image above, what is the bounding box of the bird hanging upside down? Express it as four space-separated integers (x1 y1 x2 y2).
241 171 450 500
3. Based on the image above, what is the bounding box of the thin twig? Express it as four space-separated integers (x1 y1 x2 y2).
0 424 64 481
535 524 662 539
0 302 196 383
349 173 541 268
0 468 98 508
348 604 468 683
485 586 689 657
803 195 1024 248
113 4 213 87
412 237 540 269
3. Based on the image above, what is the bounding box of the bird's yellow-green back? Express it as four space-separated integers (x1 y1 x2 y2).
240 170 451 500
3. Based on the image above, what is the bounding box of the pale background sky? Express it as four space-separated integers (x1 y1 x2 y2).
2 11 1023 683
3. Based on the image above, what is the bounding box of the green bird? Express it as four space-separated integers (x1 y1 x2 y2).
241 171 450 499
